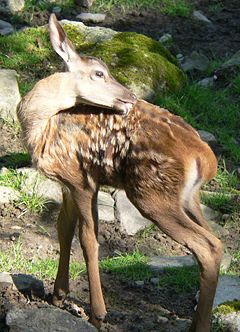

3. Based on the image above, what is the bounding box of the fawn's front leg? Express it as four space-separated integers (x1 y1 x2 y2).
53 188 78 305
73 188 106 329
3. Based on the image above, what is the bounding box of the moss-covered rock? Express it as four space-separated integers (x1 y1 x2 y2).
0 21 186 99
214 301 240 315
212 301 240 332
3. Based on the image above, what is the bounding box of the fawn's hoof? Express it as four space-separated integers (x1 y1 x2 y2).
89 312 106 330
52 291 67 307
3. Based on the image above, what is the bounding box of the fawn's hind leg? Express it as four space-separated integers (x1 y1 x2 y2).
126 189 222 332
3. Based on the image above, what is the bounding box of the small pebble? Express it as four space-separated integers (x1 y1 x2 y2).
135 280 144 287
10 235 16 241
157 316 169 323
222 214 230 221
150 277 159 285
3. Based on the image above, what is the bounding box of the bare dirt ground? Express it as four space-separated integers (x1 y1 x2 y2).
0 1 239 331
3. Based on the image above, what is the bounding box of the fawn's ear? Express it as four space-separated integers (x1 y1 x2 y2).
49 14 82 70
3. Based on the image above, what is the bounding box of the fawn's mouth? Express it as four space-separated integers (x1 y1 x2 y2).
115 97 137 115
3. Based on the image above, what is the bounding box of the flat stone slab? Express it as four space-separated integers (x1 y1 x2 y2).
0 69 21 122
114 190 151 235
0 19 14 35
149 255 196 271
98 191 115 222
214 275 240 308
6 306 97 332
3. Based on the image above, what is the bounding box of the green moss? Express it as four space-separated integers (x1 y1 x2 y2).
88 32 186 96
214 301 240 315
0 25 185 97
0 26 59 95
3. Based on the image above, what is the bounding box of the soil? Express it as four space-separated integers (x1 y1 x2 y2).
0 1 240 331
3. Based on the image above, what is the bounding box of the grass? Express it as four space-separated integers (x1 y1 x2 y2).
224 251 240 275
208 2 225 14
92 0 193 16
100 251 152 281
155 82 240 162
0 244 199 294
0 169 47 213
201 192 236 214
159 266 199 293
0 152 31 169
201 160 240 214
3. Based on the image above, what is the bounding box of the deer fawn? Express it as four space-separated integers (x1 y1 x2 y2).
17 14 223 332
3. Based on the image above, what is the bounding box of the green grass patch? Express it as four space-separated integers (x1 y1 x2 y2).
208 2 225 14
155 82 240 162
201 192 236 214
0 243 200 295
0 241 85 280
159 265 199 293
92 0 192 16
0 245 151 282
0 152 31 168
214 162 239 192
100 251 152 281
0 26 60 95
0 169 47 213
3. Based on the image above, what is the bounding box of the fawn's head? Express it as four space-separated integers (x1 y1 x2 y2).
49 14 136 115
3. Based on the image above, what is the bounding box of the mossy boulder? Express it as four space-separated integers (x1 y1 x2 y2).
0 20 186 99
213 301 240 332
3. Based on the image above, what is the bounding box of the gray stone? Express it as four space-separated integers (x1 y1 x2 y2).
193 10 212 24
0 19 14 35
114 190 151 235
159 33 172 45
0 186 20 204
214 275 240 308
17 167 63 205
51 6 62 14
207 220 229 237
197 76 215 87
198 130 217 145
98 191 115 222
0 272 17 290
61 19 117 43
0 0 25 14
176 53 184 63
11 274 45 298
76 13 106 23
181 51 210 72
149 255 196 272
150 277 159 285
129 81 156 100
0 69 21 122
214 311 240 332
200 204 220 221
135 280 144 287
222 50 240 68
157 316 168 323
6 306 97 332
220 253 232 272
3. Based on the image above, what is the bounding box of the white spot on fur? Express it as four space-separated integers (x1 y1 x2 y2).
181 160 199 206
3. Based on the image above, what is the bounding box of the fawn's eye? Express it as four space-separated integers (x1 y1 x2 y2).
95 71 104 78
